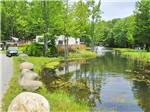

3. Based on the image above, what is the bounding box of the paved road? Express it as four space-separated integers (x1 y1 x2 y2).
0 53 13 100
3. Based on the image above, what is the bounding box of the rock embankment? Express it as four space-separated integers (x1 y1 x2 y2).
19 69 42 91
8 56 50 112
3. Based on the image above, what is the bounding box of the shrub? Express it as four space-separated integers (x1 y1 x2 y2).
57 45 86 54
22 43 44 56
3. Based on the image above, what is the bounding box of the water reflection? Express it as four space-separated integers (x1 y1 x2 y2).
132 81 150 112
41 51 150 112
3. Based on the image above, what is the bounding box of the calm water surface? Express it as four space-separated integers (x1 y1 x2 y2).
42 51 150 112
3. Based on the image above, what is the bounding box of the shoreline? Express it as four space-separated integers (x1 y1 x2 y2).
2 50 96 112
113 48 150 63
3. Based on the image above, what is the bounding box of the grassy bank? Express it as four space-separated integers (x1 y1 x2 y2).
2 50 95 112
113 48 150 63
69 50 96 60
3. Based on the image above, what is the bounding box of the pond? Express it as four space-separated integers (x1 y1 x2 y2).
41 50 150 112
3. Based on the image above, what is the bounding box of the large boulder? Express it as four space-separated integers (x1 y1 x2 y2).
19 80 42 91
8 92 50 112
19 69 42 91
20 69 39 80
20 62 34 70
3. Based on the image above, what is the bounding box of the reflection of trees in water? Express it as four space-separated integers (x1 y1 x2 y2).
65 61 103 106
132 81 150 112
76 60 103 106
64 61 69 74
41 61 103 106
83 52 136 74
41 68 72 90
78 52 150 108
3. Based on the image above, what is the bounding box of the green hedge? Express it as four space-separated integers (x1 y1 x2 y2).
22 43 44 56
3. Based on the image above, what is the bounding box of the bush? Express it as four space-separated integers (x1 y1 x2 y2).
22 43 44 56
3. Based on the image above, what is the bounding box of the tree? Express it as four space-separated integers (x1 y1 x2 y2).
94 21 105 45
88 0 101 49
63 0 69 60
103 18 120 47
134 0 150 51
112 19 128 47
72 0 89 39
101 17 135 48
125 16 135 48
29 1 65 55
41 1 49 55
15 1 30 40
1 1 27 40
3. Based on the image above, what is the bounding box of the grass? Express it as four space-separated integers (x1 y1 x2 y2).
2 57 22 112
69 50 96 60
2 50 94 112
113 48 137 52
113 48 150 63
38 88 89 112
27 57 61 72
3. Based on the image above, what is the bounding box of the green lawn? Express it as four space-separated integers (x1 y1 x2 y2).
2 50 96 112
113 48 150 63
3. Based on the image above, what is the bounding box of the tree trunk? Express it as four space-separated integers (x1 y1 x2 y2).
91 15 95 51
64 36 68 60
44 33 48 55
145 44 149 52
64 0 69 60
42 1 48 56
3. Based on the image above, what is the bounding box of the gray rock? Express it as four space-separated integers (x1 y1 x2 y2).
8 92 50 112
19 53 28 61
20 62 34 70
20 69 39 80
19 80 42 91
19 69 42 91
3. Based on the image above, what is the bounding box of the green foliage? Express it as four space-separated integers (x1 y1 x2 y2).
103 16 135 48
1 0 65 45
113 48 150 62
48 37 58 57
69 50 96 59
113 48 137 52
102 0 149 49
134 0 150 51
88 0 101 48
94 21 105 44
27 57 60 72
43 90 90 112
121 51 150 62
1 1 29 40
23 43 44 56
1 0 149 53
45 61 60 69
71 0 89 39
113 19 128 47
